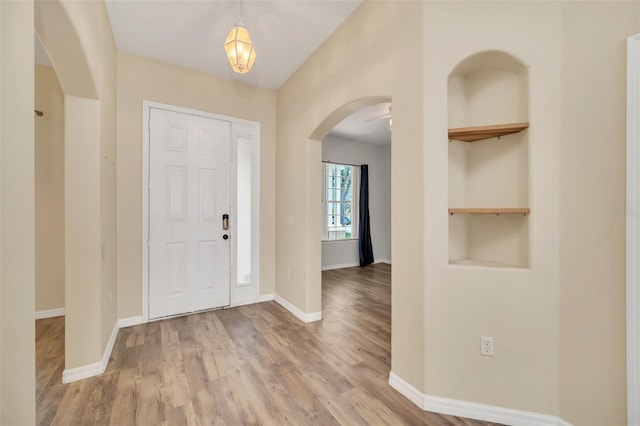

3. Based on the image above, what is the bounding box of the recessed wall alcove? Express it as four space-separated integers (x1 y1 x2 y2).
448 51 530 268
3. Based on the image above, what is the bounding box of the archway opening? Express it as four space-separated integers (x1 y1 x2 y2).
320 101 392 270
309 95 393 374
35 0 104 398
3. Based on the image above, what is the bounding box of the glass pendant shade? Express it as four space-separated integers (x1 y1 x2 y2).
224 22 256 74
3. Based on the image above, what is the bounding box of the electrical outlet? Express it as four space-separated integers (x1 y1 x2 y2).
109 291 112 306
286 269 291 280
480 336 494 356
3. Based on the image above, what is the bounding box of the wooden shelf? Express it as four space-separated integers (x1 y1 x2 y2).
449 208 530 216
448 122 529 142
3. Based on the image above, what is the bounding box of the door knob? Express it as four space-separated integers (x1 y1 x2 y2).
223 234 229 240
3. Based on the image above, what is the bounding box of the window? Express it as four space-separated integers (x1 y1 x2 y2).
236 135 252 285
322 162 359 240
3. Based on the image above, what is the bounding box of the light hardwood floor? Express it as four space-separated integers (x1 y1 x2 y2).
37 264 496 425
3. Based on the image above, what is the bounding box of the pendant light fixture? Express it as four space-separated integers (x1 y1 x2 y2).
224 0 256 74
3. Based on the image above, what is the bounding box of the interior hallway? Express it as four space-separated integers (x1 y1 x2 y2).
36 264 495 425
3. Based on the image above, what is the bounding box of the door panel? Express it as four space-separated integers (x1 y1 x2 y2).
199 169 216 222
167 166 187 220
149 108 231 319
167 242 187 295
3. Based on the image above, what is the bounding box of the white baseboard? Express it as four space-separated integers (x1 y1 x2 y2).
35 307 65 319
62 361 103 383
62 320 119 384
388 371 570 426
274 294 322 323
118 316 144 328
321 259 391 271
322 262 360 271
423 395 570 426
305 311 323 322
100 321 119 371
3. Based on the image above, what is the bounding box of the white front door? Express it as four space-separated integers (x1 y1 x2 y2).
148 108 231 319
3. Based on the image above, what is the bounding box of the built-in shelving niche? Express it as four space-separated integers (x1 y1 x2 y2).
448 51 530 268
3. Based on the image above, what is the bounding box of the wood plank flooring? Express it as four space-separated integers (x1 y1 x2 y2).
36 264 496 425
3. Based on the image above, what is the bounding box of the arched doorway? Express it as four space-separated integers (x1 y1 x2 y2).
309 96 392 313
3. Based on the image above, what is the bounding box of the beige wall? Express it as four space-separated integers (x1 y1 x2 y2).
422 1 638 422
276 0 425 390
116 52 276 319
65 95 102 367
559 2 639 424
35 64 65 312
0 1 35 423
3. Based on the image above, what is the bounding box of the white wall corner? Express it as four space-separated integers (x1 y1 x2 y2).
62 320 119 384
388 371 570 426
274 294 322 323
35 307 65 319
118 316 145 328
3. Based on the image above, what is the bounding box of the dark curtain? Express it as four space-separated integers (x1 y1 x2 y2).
359 165 374 266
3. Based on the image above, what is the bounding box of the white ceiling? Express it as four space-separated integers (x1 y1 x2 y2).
329 102 392 145
35 1 389 144
104 0 362 90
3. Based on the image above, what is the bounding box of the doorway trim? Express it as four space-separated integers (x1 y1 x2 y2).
626 32 640 426
141 101 261 322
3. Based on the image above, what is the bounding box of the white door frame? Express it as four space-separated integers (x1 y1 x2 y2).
626 33 640 426
142 101 261 322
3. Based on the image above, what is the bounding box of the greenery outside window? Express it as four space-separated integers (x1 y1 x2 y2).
322 162 359 240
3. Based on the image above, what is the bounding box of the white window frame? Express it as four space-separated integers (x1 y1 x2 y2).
321 162 359 241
